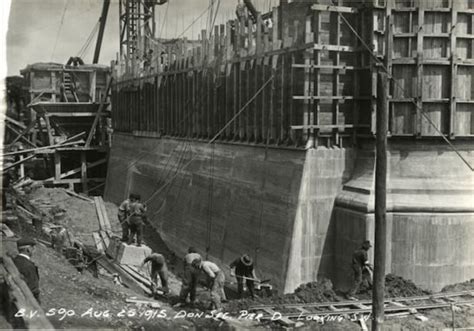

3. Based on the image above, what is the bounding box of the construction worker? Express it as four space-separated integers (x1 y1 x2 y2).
141 252 169 295
178 247 201 306
13 238 40 302
50 225 68 254
127 194 147 246
118 193 136 242
230 254 256 299
192 258 226 310
346 240 373 300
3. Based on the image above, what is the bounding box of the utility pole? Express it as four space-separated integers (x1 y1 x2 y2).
372 71 388 330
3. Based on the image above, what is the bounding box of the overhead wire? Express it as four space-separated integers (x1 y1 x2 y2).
330 0 473 171
158 0 170 39
77 20 100 59
51 0 71 61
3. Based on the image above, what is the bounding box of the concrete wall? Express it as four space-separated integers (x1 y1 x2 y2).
284 148 355 293
334 141 474 292
105 133 355 293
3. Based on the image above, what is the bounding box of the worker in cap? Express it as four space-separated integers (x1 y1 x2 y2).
192 258 226 310
13 238 40 302
141 252 169 295
127 194 146 246
118 193 138 242
230 254 257 298
178 247 202 306
50 225 68 254
346 240 373 300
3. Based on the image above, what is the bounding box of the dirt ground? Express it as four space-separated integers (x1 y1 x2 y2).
4 186 474 330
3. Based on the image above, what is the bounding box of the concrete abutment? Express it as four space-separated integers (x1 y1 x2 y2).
105 134 474 293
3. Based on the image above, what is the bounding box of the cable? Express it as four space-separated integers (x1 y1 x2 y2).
175 1 215 40
77 20 100 59
330 0 473 171
143 73 275 206
158 0 170 39
51 0 70 61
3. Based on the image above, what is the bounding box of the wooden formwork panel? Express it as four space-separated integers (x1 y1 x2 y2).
376 0 474 137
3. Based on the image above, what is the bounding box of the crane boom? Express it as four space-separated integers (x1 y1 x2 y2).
93 0 111 64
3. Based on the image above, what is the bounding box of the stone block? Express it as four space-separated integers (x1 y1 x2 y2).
115 243 152 266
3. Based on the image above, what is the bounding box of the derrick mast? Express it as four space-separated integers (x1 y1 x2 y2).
119 0 167 75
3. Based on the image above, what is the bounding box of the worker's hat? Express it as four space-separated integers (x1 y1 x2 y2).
241 254 253 266
191 258 202 268
17 238 37 248
362 240 372 248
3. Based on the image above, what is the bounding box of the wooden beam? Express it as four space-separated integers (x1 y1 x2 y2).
97 256 151 295
54 152 61 181
43 158 107 182
3 115 26 129
311 4 359 14
2 154 36 172
5 123 37 148
3 134 85 156
80 151 88 194
85 76 113 147
2 258 54 329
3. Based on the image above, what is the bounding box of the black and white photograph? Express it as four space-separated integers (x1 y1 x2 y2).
1 0 474 329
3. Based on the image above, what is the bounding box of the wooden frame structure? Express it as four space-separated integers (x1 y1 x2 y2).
10 63 113 194
112 0 473 147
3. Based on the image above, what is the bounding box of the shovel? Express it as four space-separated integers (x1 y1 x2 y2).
234 275 273 290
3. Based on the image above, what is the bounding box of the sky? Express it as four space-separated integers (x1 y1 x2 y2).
4 0 280 77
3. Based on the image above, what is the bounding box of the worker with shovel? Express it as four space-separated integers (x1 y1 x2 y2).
230 254 257 299
141 252 169 296
346 240 373 300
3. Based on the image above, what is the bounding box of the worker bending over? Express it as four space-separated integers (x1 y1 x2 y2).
128 194 147 246
179 247 201 306
346 240 373 300
230 254 256 299
141 253 169 295
192 258 226 310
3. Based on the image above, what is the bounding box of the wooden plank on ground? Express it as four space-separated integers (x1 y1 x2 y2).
2 258 54 329
65 189 94 203
97 256 151 295
97 196 112 234
94 197 106 230
92 232 104 252
99 230 110 249
121 265 152 287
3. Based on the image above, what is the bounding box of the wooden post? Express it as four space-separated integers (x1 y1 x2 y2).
54 152 61 181
372 71 388 331
43 114 53 146
81 151 88 194
19 146 25 179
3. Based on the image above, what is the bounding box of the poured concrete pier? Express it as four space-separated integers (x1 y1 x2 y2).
105 134 474 293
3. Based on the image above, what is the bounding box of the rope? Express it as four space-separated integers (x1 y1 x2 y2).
77 20 100 58
254 129 270 268
51 0 70 61
206 142 215 259
330 0 473 172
